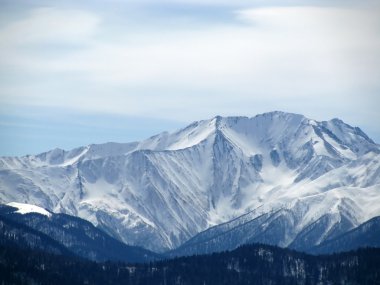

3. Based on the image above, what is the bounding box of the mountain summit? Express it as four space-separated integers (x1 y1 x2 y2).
1 111 379 252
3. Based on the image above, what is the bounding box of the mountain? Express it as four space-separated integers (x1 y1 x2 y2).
0 203 160 262
0 111 379 252
168 210 380 257
312 216 380 254
0 207 72 256
2 243 380 285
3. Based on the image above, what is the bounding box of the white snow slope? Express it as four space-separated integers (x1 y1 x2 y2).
0 111 379 252
7 202 51 217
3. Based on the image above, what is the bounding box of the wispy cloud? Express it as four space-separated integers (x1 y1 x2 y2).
0 7 100 46
0 1 379 154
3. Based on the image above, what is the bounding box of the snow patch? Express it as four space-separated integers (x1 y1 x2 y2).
7 202 52 217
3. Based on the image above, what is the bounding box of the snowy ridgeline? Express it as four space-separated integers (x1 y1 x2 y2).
0 111 379 253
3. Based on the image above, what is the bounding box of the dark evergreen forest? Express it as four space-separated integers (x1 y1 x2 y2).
1 243 380 285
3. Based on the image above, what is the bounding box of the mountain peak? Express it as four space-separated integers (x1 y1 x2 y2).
1 112 380 252
211 111 305 122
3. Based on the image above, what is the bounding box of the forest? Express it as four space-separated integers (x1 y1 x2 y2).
1 242 380 285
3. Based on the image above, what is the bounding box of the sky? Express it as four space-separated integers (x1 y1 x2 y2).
0 0 379 156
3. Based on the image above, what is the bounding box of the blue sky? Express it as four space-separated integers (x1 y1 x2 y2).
0 0 379 156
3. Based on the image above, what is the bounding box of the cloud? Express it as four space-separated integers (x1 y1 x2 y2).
0 4 379 125
0 1 380 155
0 7 100 46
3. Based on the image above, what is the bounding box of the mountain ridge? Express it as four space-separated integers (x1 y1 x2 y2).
0 203 160 262
0 111 379 252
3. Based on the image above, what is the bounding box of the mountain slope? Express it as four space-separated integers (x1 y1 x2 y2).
0 214 72 256
0 204 160 262
312 216 380 254
0 111 379 252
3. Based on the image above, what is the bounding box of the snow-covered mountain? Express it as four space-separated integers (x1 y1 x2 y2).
312 216 380 254
0 111 379 252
